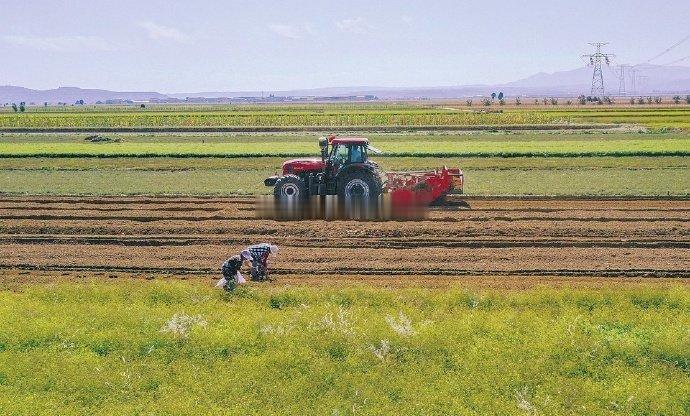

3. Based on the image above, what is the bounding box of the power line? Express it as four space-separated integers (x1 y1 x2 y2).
662 54 690 66
639 34 690 65
582 42 615 97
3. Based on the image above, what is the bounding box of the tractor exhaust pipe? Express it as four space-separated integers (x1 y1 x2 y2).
318 136 328 162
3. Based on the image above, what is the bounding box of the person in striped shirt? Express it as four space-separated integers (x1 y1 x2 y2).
246 243 279 281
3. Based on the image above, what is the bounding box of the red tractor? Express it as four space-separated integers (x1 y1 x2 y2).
264 136 463 206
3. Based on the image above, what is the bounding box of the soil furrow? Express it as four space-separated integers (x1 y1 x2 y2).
1 235 688 249
1 214 686 223
1 196 687 283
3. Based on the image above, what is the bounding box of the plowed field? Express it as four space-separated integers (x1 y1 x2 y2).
1 196 688 287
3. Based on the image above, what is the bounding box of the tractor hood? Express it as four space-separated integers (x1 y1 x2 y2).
282 158 325 175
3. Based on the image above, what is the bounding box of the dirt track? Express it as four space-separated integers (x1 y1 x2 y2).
0 196 688 286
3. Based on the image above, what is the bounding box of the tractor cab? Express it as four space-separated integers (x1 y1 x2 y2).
320 136 378 176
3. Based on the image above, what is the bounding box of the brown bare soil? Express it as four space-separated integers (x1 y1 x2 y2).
0 196 688 287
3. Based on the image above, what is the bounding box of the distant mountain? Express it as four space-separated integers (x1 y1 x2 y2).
2 64 689 103
171 64 690 99
0 86 167 104
168 85 493 100
168 86 401 99
501 64 690 95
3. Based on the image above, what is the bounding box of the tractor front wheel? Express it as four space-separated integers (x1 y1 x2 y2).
274 175 307 201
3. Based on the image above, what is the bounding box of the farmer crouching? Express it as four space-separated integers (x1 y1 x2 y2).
246 243 279 281
216 250 252 291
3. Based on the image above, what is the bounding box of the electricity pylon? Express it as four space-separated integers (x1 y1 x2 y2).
637 75 649 95
630 69 638 95
617 64 630 96
582 42 615 97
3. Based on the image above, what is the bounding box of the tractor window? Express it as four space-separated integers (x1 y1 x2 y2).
331 144 367 165
331 145 349 165
349 145 365 163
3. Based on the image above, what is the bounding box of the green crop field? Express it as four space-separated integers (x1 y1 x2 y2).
1 105 689 130
0 131 688 196
0 281 688 415
0 132 687 196
1 156 687 196
0 109 563 129
1 133 688 158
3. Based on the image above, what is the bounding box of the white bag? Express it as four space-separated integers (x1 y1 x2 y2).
236 272 246 284
215 277 228 288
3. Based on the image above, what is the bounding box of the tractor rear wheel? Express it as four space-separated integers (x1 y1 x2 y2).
274 175 307 201
338 171 381 200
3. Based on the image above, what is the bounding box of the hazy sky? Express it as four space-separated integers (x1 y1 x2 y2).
1 1 688 92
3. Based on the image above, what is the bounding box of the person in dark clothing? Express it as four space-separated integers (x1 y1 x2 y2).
216 251 251 291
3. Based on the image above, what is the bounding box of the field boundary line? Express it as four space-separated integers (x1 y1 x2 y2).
2 151 688 158
0 123 620 133
1 264 688 278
